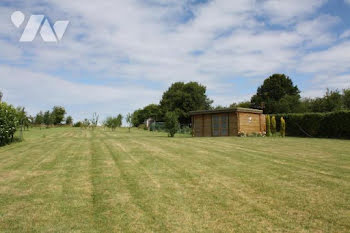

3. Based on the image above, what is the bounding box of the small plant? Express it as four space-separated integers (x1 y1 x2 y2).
271 116 277 136
280 117 286 137
238 131 246 137
266 115 272 137
164 112 179 137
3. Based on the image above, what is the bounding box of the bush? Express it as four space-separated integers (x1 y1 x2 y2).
280 117 286 137
271 116 277 135
138 124 147 130
0 102 18 146
266 115 272 137
73 122 82 127
274 111 350 139
164 112 180 137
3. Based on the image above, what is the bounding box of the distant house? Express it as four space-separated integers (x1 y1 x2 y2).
145 118 154 130
189 108 266 137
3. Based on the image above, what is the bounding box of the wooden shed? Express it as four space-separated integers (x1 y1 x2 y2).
190 108 266 137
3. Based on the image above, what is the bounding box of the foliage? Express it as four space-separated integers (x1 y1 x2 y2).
73 121 82 127
266 115 272 137
82 119 90 129
126 113 132 132
65 116 73 125
280 117 286 137
0 102 18 146
230 101 252 109
90 113 99 130
0 91 3 103
160 82 212 124
43 111 52 128
274 111 350 138
251 74 301 114
34 111 44 125
16 107 30 130
138 124 147 130
131 104 161 127
104 115 122 131
271 116 277 135
164 112 180 137
51 106 66 125
344 89 350 109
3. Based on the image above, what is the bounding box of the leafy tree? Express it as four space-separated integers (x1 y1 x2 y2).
164 112 180 137
230 101 252 109
126 113 132 132
116 114 123 127
0 102 18 146
16 107 30 131
43 111 52 128
82 119 90 129
251 74 301 114
90 113 99 130
0 91 3 103
104 116 120 131
35 111 44 125
160 82 212 124
51 106 66 125
131 104 161 127
65 116 73 126
343 89 350 109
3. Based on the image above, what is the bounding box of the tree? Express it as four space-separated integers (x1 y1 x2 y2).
35 111 44 125
230 101 252 109
164 112 180 137
131 104 161 127
160 82 212 124
65 116 73 126
0 102 18 146
251 74 301 114
126 113 132 132
43 111 52 128
0 91 3 103
51 106 66 125
116 114 123 127
90 113 99 130
343 89 350 109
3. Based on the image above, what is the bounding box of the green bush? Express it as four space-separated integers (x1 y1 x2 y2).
164 112 180 137
271 116 277 135
274 111 350 139
266 115 272 137
0 102 18 146
280 117 286 137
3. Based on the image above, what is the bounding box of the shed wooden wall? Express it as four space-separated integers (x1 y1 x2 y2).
192 111 265 137
238 112 263 134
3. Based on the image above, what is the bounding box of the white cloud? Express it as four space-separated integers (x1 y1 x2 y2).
1 0 349 119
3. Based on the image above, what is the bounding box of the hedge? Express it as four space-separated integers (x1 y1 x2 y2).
0 102 18 146
274 111 350 139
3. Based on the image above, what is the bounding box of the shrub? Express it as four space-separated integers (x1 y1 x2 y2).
164 112 180 137
73 122 82 127
271 116 277 135
274 111 350 139
266 115 272 137
280 117 286 137
0 102 18 146
138 124 146 130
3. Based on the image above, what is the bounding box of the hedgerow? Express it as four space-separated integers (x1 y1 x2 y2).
274 111 350 139
0 102 18 146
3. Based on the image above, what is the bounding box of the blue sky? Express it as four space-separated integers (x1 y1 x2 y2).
1 0 350 122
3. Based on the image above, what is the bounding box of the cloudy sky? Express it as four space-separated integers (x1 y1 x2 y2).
1 0 350 122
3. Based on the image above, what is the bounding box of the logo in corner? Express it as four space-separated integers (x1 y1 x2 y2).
11 11 69 42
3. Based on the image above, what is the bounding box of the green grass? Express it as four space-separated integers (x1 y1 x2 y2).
0 127 349 233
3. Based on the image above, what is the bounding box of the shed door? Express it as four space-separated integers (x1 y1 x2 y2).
212 114 229 136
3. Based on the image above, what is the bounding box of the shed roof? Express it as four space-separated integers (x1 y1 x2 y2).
189 107 263 115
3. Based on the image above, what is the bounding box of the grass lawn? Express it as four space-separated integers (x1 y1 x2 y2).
0 127 349 232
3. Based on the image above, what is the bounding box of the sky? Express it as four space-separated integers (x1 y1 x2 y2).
1 0 350 123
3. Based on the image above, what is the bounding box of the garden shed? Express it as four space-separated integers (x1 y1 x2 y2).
190 108 266 137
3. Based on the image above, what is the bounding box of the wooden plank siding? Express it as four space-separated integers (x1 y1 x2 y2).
190 108 265 137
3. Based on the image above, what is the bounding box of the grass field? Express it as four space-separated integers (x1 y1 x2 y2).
0 128 349 233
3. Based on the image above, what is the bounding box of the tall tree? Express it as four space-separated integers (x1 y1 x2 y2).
343 89 350 109
251 74 301 114
126 113 132 132
65 116 73 126
51 106 66 125
160 82 212 124
43 111 52 128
